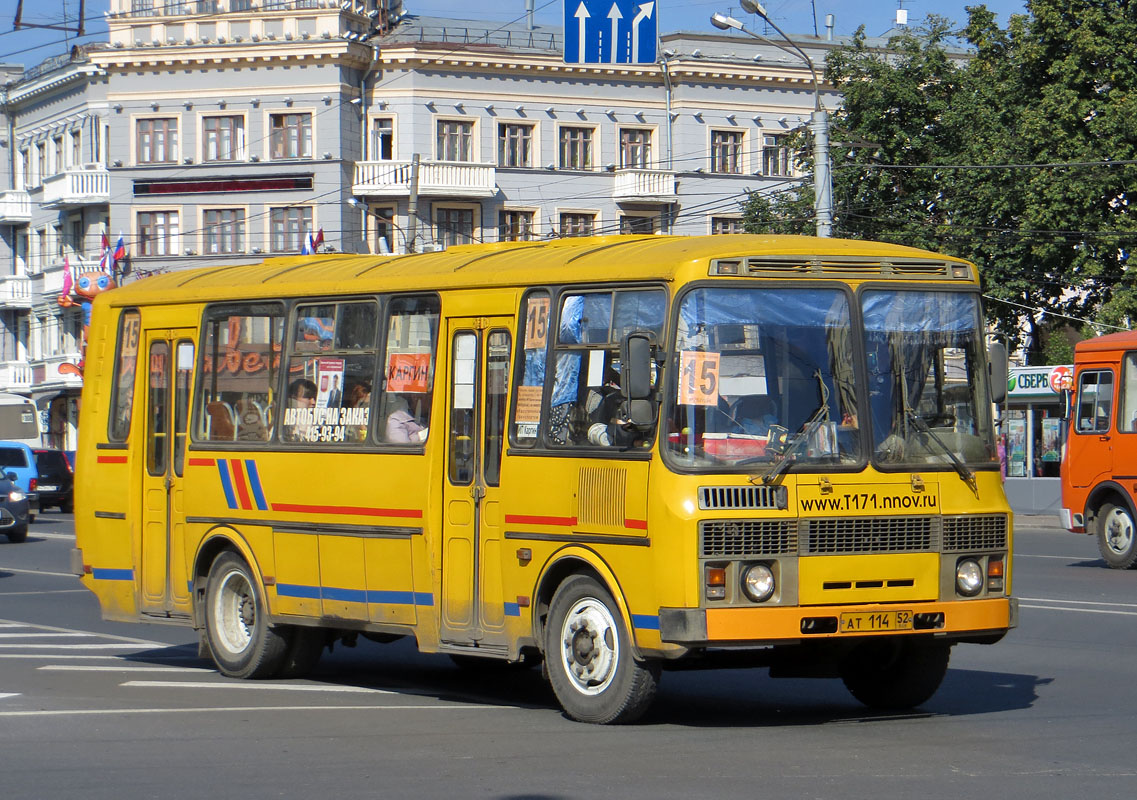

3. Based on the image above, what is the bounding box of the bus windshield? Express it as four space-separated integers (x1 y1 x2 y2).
664 286 862 471
862 289 997 469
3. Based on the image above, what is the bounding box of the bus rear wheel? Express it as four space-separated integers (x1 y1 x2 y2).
1097 503 1137 569
840 639 951 710
204 551 288 679
544 575 659 724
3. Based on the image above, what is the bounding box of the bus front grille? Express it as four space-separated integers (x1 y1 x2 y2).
700 519 797 557
699 485 787 510
942 514 1008 552
801 516 936 555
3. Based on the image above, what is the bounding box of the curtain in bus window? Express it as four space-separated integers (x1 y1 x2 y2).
515 292 550 445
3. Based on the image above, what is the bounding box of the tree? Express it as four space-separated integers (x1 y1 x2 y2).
742 1 1137 352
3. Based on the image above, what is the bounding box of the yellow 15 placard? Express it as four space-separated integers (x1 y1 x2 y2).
678 350 720 406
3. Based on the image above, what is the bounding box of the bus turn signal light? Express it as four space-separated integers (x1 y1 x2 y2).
987 558 1004 592
706 567 726 600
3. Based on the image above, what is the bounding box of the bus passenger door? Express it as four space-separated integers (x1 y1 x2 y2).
140 332 195 617
1069 366 1115 489
439 320 513 651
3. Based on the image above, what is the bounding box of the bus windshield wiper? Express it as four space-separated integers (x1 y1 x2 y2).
755 371 829 486
905 408 978 496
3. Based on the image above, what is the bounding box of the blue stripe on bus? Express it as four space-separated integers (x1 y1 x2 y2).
216 461 238 509
504 602 521 617
274 584 434 608
631 614 660 631
244 460 269 511
91 568 134 581
322 586 368 603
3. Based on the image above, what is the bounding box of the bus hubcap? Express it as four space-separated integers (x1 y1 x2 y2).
560 598 618 695
1105 510 1133 554
216 570 255 654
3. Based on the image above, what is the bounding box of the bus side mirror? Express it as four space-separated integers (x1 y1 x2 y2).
621 331 655 429
988 341 1008 405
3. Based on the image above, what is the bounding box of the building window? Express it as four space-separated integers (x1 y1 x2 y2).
204 209 246 254
137 118 179 164
270 113 312 160
203 116 244 162
130 0 155 17
270 206 312 252
36 143 46 183
619 128 651 169
137 211 179 256
711 130 743 174
711 217 745 234
435 207 474 248
620 215 655 234
371 206 396 254
559 126 593 170
559 213 595 237
499 210 534 242
498 123 533 168
71 130 82 166
762 134 790 176
19 149 30 190
371 118 393 160
436 120 473 161
53 136 65 174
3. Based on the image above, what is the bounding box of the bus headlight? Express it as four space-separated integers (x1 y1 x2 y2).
742 564 775 603
8 490 25 503
956 558 984 597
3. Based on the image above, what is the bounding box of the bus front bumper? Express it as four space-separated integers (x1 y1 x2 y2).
658 596 1017 647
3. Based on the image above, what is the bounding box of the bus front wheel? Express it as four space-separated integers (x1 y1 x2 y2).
840 639 951 710
204 551 288 679
1097 503 1137 569
544 575 659 724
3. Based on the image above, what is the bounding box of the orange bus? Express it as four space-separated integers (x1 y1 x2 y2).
1061 330 1137 568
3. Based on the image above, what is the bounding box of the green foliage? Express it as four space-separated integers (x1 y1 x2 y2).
741 0 1137 348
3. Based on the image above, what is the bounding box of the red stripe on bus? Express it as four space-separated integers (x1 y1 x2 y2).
624 519 648 530
96 455 128 464
270 503 423 519
504 514 578 527
228 459 253 511
188 458 214 467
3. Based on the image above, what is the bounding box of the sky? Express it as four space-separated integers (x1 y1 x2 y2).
1 0 1031 70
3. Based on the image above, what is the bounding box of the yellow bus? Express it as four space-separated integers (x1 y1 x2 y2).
72 234 1015 723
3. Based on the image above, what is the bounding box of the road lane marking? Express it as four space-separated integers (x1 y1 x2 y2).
0 644 160 650
0 617 169 646
0 566 80 578
1019 596 1137 609
0 654 199 660
29 533 75 541
1020 604 1137 617
1014 554 1099 560
0 633 95 639
39 665 210 673
0 623 28 628
0 590 90 596
122 680 395 694
0 704 512 718
0 693 19 700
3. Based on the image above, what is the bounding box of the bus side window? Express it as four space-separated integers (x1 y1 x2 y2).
378 296 439 446
109 310 141 442
1075 370 1114 433
1120 353 1137 433
194 305 284 444
511 290 551 447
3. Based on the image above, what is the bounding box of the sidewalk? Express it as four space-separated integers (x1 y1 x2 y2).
1014 513 1064 530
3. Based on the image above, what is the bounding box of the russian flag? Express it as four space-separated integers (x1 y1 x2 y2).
98 232 110 271
112 233 126 264
307 228 324 254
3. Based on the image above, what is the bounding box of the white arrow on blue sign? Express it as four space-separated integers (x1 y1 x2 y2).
564 0 657 65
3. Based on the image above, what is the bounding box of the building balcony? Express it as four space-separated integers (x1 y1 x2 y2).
0 276 33 309
353 160 497 198
32 355 84 392
0 190 32 224
40 167 111 209
0 361 34 393
613 168 678 203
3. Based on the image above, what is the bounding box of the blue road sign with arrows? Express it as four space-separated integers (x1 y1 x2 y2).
564 0 657 65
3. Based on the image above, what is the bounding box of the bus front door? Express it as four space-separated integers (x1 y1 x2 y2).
439 320 513 652
139 332 195 618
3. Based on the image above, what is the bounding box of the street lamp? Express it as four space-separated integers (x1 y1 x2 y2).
711 5 833 237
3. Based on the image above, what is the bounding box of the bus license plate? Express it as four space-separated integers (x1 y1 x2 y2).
839 610 913 633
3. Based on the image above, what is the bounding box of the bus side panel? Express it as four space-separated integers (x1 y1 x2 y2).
274 532 321 617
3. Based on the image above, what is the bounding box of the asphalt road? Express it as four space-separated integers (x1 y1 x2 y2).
2 512 1135 800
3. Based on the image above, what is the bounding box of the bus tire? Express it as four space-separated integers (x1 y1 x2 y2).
840 639 951 710
1096 502 1137 569
204 551 287 679
544 575 659 724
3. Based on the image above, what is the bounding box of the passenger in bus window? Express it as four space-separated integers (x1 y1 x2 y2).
385 395 426 443
585 369 640 448
289 379 317 408
284 379 318 441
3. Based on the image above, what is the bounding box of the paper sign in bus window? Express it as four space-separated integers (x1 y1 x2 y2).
386 352 431 393
516 384 543 423
678 351 721 406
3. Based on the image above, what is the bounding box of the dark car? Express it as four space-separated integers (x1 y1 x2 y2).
0 473 30 543
33 449 74 513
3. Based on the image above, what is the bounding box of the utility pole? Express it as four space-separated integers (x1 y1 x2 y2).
406 153 420 253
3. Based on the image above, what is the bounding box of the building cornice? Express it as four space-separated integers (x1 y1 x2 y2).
6 63 105 105
90 41 373 72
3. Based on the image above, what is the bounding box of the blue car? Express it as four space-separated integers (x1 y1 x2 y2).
0 473 30 543
0 441 39 522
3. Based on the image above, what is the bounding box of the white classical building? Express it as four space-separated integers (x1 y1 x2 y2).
2 0 864 446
